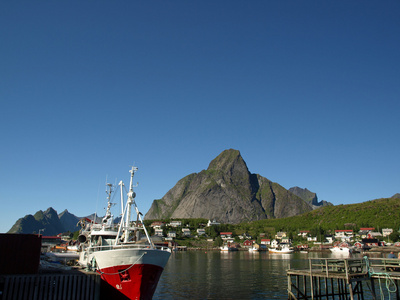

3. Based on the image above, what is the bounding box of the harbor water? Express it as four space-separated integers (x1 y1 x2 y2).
153 250 386 299
154 251 322 299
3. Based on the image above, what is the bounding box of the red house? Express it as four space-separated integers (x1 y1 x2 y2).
243 240 253 247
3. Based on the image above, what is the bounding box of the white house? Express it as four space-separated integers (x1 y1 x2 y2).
197 228 206 236
275 232 287 239
169 221 182 227
207 219 220 227
151 221 165 229
334 230 353 241
154 228 164 237
182 228 191 236
298 231 310 238
270 239 279 248
382 228 393 237
260 239 271 245
168 231 176 238
325 236 334 244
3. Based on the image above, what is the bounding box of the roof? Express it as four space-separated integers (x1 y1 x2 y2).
220 232 232 235
335 230 353 232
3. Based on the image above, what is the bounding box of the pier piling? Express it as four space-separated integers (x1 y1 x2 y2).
287 257 400 300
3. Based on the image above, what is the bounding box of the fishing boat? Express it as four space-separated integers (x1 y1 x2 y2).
78 166 171 300
220 244 238 251
269 243 294 254
330 246 352 254
329 241 353 255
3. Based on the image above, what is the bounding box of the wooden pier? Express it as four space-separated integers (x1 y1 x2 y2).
0 268 135 300
0 272 100 300
287 257 400 300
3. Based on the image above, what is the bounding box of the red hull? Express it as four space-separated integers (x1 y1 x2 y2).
99 263 164 300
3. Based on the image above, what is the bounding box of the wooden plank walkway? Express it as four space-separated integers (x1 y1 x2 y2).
0 272 101 300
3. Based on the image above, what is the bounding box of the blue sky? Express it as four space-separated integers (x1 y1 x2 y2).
1 1 399 233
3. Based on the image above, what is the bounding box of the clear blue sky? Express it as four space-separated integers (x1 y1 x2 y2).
1 1 399 233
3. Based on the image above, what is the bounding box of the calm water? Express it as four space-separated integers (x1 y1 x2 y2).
153 251 333 299
153 251 390 299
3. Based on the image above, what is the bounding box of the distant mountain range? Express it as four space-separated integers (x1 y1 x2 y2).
7 208 105 236
9 148 396 234
8 208 81 236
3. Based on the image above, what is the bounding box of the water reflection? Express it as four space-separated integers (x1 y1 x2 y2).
153 251 386 299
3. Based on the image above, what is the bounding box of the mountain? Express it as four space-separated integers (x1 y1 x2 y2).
58 210 80 233
145 149 313 223
9 207 66 236
288 187 333 208
8 208 86 235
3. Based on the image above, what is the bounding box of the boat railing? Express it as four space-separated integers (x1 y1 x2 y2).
86 243 170 252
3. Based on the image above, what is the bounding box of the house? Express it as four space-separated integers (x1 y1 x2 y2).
238 233 252 240
307 236 317 242
182 228 191 236
260 239 271 245
366 231 382 239
154 228 164 237
359 228 375 238
298 231 310 238
334 230 353 241
151 221 165 229
197 228 206 236
325 236 334 244
382 228 393 237
220 232 233 239
168 231 176 238
281 237 291 244
275 232 287 239
270 239 279 248
243 240 253 247
169 220 182 227
220 232 234 243
207 219 220 227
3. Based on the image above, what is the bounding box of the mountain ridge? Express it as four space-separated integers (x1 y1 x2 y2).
145 149 313 223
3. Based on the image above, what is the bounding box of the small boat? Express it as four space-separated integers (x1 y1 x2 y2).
330 246 352 254
248 243 267 252
220 244 238 251
330 242 353 255
78 166 171 300
269 244 294 254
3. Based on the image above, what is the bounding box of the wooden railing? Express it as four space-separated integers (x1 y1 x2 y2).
309 258 366 277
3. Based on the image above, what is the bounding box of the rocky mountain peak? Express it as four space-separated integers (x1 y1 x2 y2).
145 149 312 223
207 149 249 178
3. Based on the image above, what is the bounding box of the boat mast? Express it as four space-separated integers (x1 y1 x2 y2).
123 166 137 242
102 183 114 227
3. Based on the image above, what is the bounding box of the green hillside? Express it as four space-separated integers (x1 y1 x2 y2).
244 196 400 234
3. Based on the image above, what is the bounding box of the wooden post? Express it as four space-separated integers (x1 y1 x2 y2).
309 259 314 300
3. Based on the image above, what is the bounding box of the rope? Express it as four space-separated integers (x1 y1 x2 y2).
96 252 146 276
364 256 397 300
